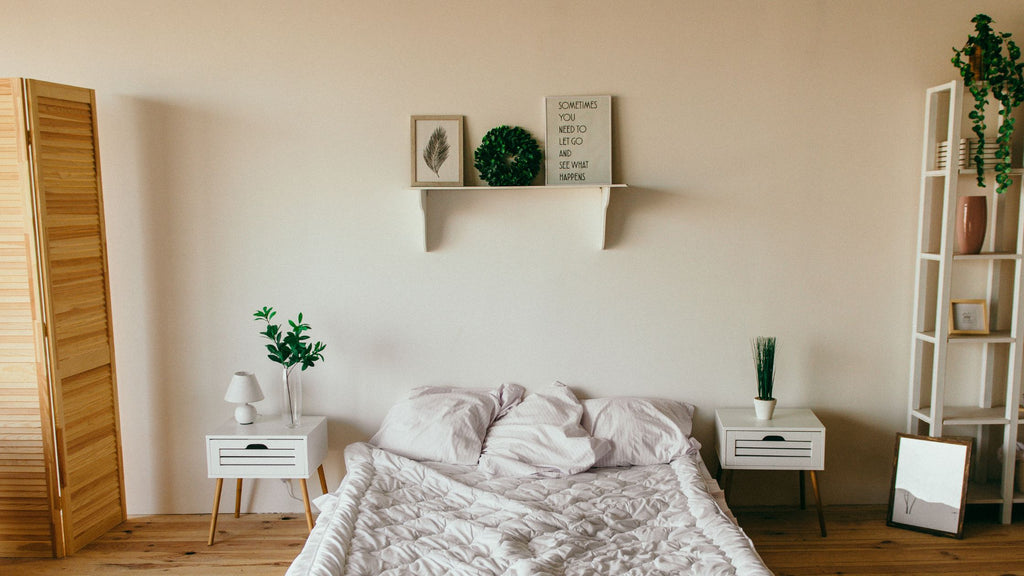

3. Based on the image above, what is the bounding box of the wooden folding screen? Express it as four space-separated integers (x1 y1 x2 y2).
0 78 125 557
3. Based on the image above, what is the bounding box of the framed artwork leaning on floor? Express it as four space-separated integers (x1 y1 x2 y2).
887 434 971 538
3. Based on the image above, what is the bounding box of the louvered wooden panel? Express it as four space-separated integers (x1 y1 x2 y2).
61 364 121 548
24 80 125 556
0 78 59 557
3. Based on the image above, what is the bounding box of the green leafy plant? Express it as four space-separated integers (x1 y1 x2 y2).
752 336 777 401
952 13 1024 194
473 125 543 186
253 306 326 371
423 126 450 177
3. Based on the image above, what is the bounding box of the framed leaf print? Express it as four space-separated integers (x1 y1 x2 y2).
411 115 463 186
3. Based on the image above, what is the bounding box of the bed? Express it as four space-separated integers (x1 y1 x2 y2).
286 383 772 576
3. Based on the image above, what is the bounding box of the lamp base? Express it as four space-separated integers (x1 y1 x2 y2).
234 403 257 425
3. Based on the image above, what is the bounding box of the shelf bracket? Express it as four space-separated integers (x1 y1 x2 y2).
419 189 428 251
599 186 611 250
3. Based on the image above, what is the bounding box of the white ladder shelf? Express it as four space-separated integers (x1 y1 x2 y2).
907 80 1024 524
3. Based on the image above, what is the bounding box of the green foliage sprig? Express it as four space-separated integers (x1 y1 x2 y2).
423 126 450 177
473 125 543 186
752 336 777 401
951 14 1024 194
254 306 326 371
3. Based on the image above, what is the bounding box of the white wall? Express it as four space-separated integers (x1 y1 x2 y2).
2 0 1021 514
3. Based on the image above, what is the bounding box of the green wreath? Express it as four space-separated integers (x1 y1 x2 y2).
473 125 543 186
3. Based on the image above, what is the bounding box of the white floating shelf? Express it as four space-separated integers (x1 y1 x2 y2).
410 184 627 251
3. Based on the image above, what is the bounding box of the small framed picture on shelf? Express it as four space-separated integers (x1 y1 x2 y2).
411 115 463 187
887 434 971 539
949 299 989 335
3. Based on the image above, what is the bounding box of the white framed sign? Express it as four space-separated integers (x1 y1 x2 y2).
544 95 612 185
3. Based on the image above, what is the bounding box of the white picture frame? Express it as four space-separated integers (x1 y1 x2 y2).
887 434 971 538
411 115 463 187
544 95 612 186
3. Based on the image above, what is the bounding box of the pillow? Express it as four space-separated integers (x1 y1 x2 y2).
582 397 699 467
369 383 524 465
478 382 610 477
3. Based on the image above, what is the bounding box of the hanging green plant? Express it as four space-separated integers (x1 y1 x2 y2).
951 13 1024 194
473 125 543 186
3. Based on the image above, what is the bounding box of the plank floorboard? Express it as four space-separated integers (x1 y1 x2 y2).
2 505 1022 575
735 504 1024 576
0 513 309 575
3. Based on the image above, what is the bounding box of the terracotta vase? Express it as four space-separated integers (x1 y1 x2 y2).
956 195 987 254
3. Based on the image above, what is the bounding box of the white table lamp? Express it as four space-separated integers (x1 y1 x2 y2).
225 371 264 424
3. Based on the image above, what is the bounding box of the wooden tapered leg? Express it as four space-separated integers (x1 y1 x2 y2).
809 470 827 537
720 469 734 502
208 478 224 546
234 478 243 518
300 478 314 532
317 464 328 494
799 470 806 510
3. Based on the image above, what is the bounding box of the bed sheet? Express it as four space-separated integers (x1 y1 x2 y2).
286 442 771 576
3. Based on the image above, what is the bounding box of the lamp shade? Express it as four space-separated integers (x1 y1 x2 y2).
225 371 264 403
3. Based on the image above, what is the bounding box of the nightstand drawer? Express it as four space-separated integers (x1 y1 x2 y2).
206 416 328 479
723 429 824 469
207 437 309 477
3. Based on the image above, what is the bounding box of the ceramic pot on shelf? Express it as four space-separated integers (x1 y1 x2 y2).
956 195 987 255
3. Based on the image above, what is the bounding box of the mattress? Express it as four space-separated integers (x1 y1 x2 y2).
286 442 771 576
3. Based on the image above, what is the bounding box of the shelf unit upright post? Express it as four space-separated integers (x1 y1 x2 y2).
907 79 1024 524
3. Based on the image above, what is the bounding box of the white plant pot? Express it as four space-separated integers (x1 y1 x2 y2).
754 398 777 420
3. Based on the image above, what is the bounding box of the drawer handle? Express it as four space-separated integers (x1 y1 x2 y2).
245 443 269 450
761 435 786 442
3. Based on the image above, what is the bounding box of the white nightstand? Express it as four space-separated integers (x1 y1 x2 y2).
205 415 328 545
715 407 827 536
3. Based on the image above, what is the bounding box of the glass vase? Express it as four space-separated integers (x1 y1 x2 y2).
282 365 302 428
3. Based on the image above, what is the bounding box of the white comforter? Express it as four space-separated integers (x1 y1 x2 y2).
287 443 772 576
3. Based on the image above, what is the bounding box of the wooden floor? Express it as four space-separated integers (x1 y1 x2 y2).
1 505 1022 575
735 504 1024 576
0 514 309 575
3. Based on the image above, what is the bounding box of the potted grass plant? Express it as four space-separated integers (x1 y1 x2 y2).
752 336 777 420
254 306 326 428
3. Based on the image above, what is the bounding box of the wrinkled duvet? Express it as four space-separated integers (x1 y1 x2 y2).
286 443 772 576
